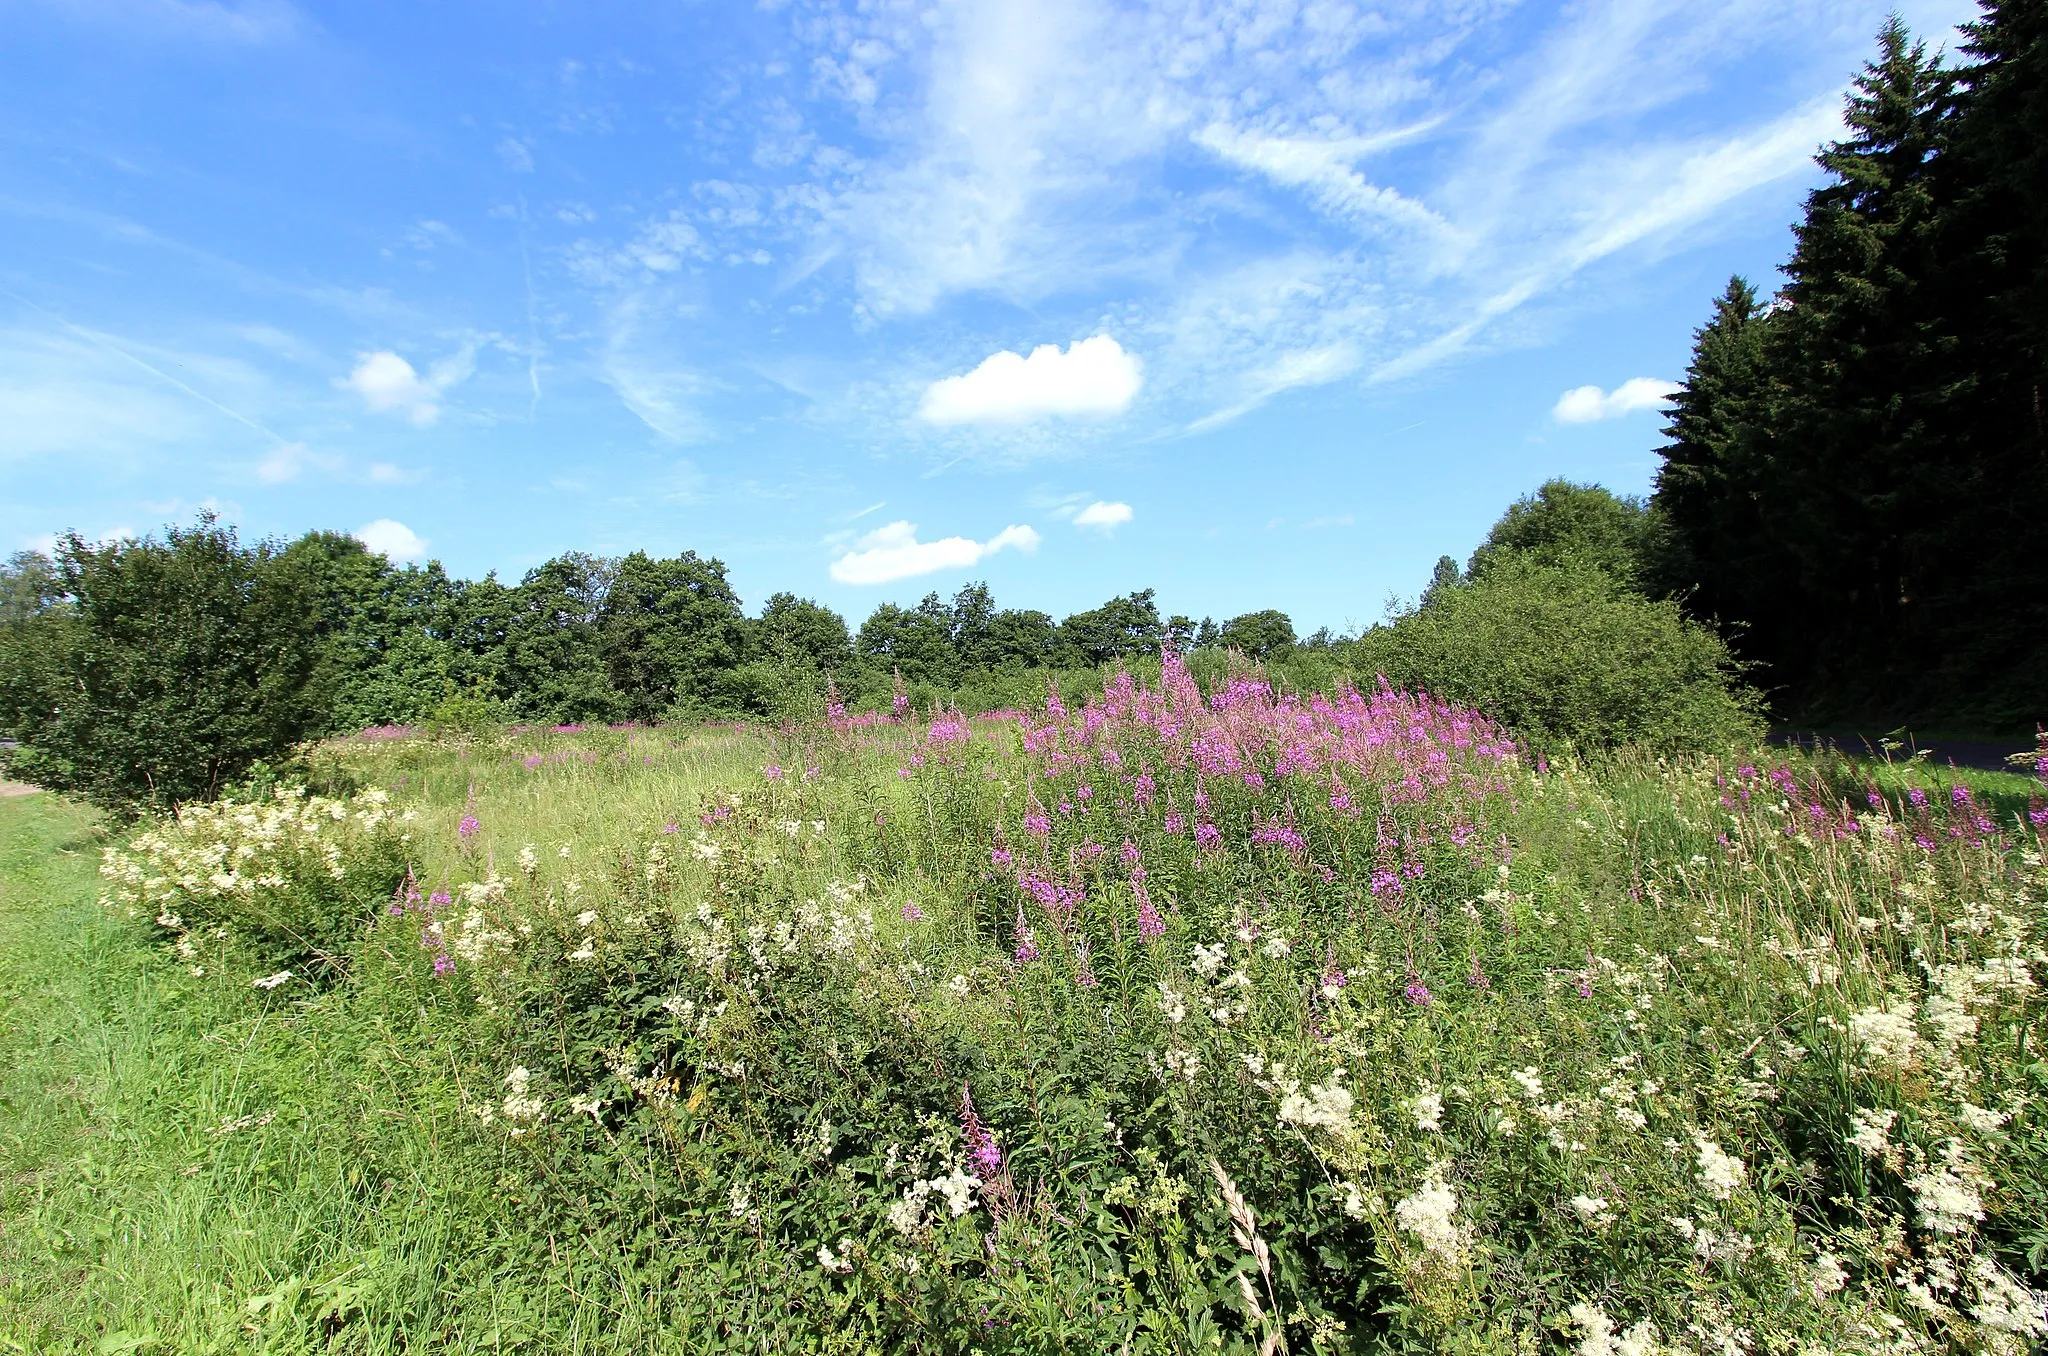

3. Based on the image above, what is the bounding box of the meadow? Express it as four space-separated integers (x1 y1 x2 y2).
2 661 2044 1354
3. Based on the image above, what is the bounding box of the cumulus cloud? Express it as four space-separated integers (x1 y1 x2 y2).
1072 500 1132 532
340 345 478 425
829 520 1040 585
918 336 1141 426
354 518 429 563
342 351 442 424
1552 377 1678 423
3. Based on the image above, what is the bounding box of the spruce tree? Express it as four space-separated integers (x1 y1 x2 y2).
1772 16 1958 714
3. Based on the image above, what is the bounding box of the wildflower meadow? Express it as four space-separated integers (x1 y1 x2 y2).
3 660 2045 1353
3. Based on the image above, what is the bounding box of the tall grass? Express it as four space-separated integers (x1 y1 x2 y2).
6 680 2045 1353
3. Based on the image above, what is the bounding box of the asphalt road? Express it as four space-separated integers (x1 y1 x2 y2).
1768 731 2038 773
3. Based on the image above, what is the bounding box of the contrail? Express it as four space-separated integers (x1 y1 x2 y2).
2 286 293 446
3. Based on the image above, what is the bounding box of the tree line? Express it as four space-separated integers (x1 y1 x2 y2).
0 475 1767 815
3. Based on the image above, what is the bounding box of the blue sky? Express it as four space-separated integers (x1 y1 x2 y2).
0 0 1977 632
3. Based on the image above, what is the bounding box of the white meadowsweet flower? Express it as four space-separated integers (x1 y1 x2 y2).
1958 1102 2008 1133
1410 1085 1444 1133
1570 1195 1614 1228
1848 1107 1898 1156
1392 1165 1467 1265
1157 984 1186 1025
1847 1003 1920 1071
1191 942 1227 978
1277 1080 1355 1135
818 1239 854 1273
1906 1157 1985 1234
252 971 293 990
1811 1250 1848 1298
500 1067 547 1125
1967 1254 2048 1339
1693 1134 1746 1200
1568 1301 1616 1356
1512 1067 1545 1100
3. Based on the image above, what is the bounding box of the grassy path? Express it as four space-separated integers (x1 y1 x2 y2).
0 794 729 1355
0 797 482 1354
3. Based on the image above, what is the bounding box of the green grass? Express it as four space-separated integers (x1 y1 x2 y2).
0 794 582 1354
7 703 2045 1353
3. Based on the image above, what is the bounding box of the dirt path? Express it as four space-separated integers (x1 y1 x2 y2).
0 783 39 798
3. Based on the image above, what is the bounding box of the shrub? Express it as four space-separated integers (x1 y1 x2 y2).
1350 555 1764 751
2 516 327 816
99 785 411 979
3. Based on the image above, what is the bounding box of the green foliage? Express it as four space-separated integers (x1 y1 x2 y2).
102 784 411 979
1056 587 1164 665
1215 608 1296 659
427 680 512 736
3 516 328 816
1350 555 1764 751
1652 11 2048 729
754 591 855 672
0 549 63 625
1468 478 1653 583
13 704 2048 1352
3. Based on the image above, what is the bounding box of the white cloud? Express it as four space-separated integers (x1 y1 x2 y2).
497 137 535 173
1073 500 1132 532
1552 377 1679 423
341 351 442 424
339 343 479 426
354 518 430 563
254 441 340 484
919 336 1141 426
829 520 1040 585
1195 122 1446 233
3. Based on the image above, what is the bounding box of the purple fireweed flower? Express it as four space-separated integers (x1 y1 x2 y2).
1119 839 1141 865
661 821 680 834
1192 789 1210 810
1025 813 1050 839
523 755 544 770
1163 811 1185 835
960 1084 1003 1177
991 846 1013 868
1132 773 1155 805
1465 958 1490 990
1137 900 1165 940
764 764 784 780
458 815 480 839
1194 822 1221 851
1076 783 1093 802
1013 909 1040 962
1950 785 1970 804
1907 787 1928 809
1404 979 1433 1007
429 890 452 907
1073 936 1099 987
432 953 455 978
1577 977 1594 999
901 903 925 922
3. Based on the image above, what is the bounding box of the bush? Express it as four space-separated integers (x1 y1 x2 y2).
1350 555 1763 751
98 784 411 980
2 516 327 816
